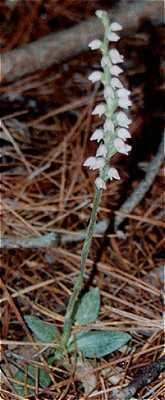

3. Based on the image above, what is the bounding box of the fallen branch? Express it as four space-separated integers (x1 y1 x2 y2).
1 0 162 83
112 355 165 400
0 220 109 249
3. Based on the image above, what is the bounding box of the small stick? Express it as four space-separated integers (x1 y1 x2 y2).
112 355 165 400
114 133 164 231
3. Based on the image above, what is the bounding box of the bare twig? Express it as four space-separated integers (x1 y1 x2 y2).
0 232 58 249
112 355 165 400
1 0 162 83
114 133 164 231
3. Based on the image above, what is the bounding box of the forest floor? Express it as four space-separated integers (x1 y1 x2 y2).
1 1 164 399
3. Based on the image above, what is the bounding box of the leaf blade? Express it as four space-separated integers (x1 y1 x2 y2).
75 288 100 325
68 330 131 358
24 315 57 342
14 365 51 396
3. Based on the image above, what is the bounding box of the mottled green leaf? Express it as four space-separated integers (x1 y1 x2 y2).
75 287 100 325
29 365 51 387
68 330 131 358
14 365 51 396
24 315 57 342
14 370 34 397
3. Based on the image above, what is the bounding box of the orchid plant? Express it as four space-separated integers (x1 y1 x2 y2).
14 10 132 396
62 9 132 347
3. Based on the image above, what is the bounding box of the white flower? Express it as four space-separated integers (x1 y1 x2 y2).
92 157 105 169
117 88 131 97
108 32 120 42
109 48 124 64
104 119 114 132
117 127 131 140
116 111 132 127
83 157 97 169
101 55 111 68
96 144 107 157
111 77 123 89
95 177 106 190
110 22 122 31
110 65 123 76
104 86 115 99
88 71 102 83
117 88 131 109
108 167 120 180
114 138 132 155
90 128 104 142
118 98 132 109
92 103 106 117
96 10 107 19
83 156 105 170
88 39 102 50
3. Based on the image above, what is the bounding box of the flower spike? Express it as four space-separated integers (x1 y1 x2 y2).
84 10 132 189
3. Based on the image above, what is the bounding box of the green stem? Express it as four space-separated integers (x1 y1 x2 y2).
60 12 110 352
61 187 102 347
